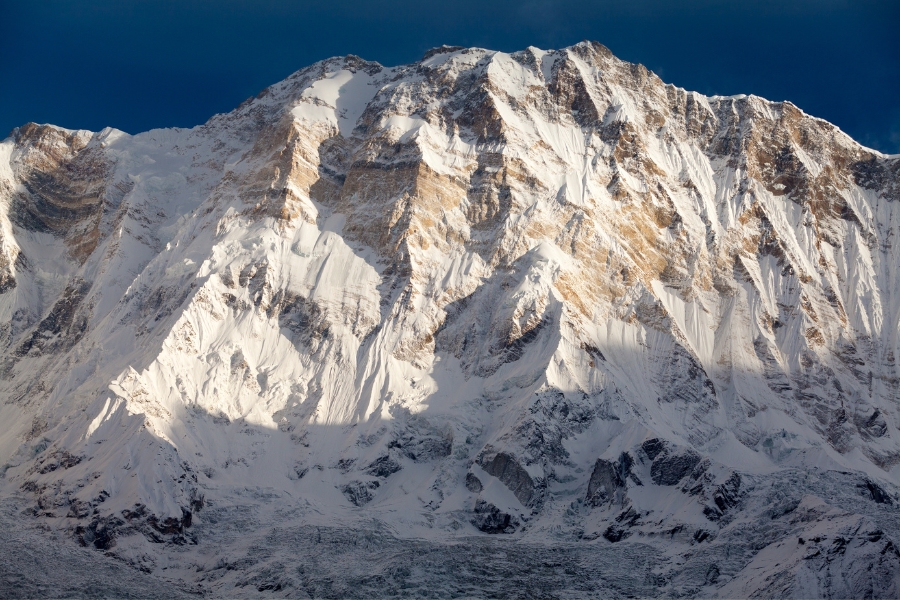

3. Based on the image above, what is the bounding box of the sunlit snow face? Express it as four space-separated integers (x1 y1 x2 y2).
0 46 898 598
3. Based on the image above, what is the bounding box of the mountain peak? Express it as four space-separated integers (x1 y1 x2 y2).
1 42 899 596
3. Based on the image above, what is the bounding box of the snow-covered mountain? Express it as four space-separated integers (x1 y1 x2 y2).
1 41 900 596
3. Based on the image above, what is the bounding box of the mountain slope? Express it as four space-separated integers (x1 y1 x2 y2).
1 41 899 596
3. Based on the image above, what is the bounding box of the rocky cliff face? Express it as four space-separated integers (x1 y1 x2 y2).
1 41 899 596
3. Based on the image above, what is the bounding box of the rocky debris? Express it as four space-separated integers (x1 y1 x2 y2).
74 502 196 549
32 449 83 474
857 409 888 439
465 472 483 493
365 455 401 478
387 415 453 463
700 472 743 522
471 499 518 534
602 506 643 543
66 497 93 519
341 480 380 506
640 438 666 461
647 443 702 486
75 515 124 550
693 528 713 543
514 388 595 466
147 508 193 536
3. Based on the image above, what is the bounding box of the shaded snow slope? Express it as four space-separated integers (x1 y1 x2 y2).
1 41 899 596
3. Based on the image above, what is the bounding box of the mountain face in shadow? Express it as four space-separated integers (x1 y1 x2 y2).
1 41 899 597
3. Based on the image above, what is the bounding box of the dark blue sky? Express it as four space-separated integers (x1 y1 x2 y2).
3 1 899 153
